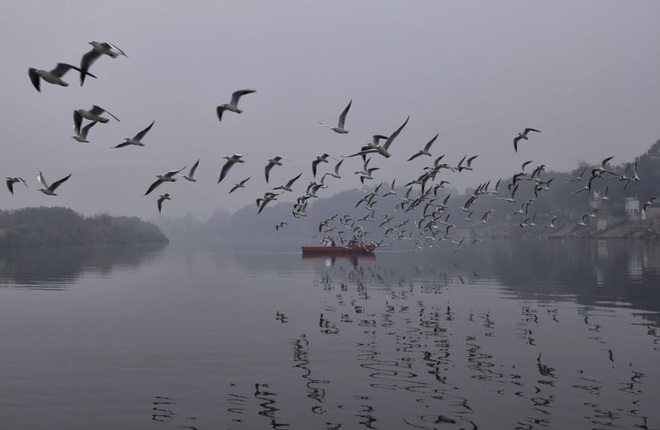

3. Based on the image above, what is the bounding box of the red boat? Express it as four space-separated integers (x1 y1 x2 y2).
301 244 377 254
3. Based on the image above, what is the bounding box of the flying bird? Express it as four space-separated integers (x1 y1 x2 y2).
229 176 251 194
183 159 200 182
407 132 439 161
264 157 284 183
113 121 155 148
157 193 171 214
272 172 302 192
217 89 256 121
312 153 331 177
319 100 352 134
6 177 28 195
29 63 96 92
145 167 186 195
71 120 98 143
74 105 120 134
79 41 127 85
218 154 245 183
349 116 409 158
37 171 71 196
513 128 541 152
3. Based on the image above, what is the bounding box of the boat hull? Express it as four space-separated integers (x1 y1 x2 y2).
301 244 376 254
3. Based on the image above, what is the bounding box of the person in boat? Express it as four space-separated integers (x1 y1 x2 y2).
348 235 359 247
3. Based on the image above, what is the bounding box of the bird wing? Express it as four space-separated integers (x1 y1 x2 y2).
6 179 14 194
104 42 128 57
28 68 41 92
91 105 121 122
49 174 72 192
79 50 102 85
285 172 303 188
80 121 98 139
145 178 164 196
333 158 344 174
133 121 155 141
337 100 352 128
383 116 410 151
165 167 186 178
524 128 541 135
218 160 233 183
264 162 274 183
188 159 200 177
230 89 256 107
513 136 522 152
157 197 164 213
216 106 226 121
51 63 76 77
73 110 83 135
423 133 439 152
113 141 131 149
37 171 49 189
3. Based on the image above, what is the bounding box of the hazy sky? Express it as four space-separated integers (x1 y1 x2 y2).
2 1 659 220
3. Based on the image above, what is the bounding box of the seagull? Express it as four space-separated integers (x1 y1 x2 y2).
145 167 186 195
29 63 96 92
217 89 256 121
407 132 439 161
6 177 28 194
513 128 541 152
321 159 344 181
228 176 251 194
264 156 284 183
256 192 280 214
312 153 331 177
80 41 127 85
113 121 155 148
74 105 120 134
319 100 352 134
349 116 409 158
218 154 245 183
37 171 71 196
157 193 171 214
275 222 288 231
272 172 302 192
183 159 200 182
71 120 98 143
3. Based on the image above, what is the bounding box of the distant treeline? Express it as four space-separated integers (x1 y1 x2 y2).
0 207 168 248
157 139 660 244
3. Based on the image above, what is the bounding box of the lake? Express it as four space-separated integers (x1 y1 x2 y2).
0 239 659 429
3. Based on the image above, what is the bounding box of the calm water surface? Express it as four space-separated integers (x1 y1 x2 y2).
0 240 659 429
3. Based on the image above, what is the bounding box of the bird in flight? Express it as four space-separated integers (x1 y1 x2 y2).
157 193 171 214
113 121 155 148
319 100 352 134
145 167 186 196
264 157 284 183
79 41 127 85
217 89 256 121
6 177 28 195
407 132 439 161
37 171 72 196
513 128 541 152
71 120 98 143
29 63 96 92
183 159 200 182
218 154 245 183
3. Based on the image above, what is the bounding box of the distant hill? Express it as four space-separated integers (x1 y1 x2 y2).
0 207 168 248
155 139 660 246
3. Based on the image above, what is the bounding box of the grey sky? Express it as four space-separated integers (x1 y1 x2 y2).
2 1 659 220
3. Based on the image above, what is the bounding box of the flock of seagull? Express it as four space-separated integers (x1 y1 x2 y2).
23 40 649 249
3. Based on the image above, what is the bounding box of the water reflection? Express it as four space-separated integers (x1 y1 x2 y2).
0 244 166 290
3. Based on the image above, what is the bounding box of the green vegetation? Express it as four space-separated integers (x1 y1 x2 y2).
0 207 168 248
